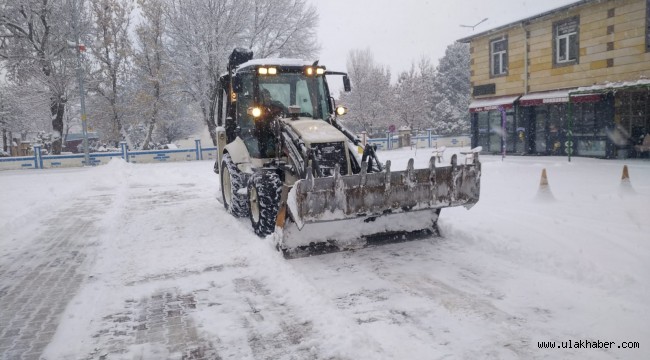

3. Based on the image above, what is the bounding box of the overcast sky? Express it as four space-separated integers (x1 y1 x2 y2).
310 0 579 80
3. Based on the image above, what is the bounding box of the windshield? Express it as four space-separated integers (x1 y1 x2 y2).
258 72 330 120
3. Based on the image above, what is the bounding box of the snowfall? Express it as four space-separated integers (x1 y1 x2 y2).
0 148 648 360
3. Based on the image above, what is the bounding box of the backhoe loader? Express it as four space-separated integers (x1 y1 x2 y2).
215 48 481 258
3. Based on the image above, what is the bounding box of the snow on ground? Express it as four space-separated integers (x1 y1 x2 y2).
0 149 648 359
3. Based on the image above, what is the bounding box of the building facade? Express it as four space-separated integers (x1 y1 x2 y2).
459 0 650 158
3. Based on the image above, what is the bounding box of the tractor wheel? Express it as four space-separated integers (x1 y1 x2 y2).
220 153 249 217
248 171 282 237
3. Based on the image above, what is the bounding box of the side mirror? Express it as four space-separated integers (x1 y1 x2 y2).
232 75 242 92
343 75 352 92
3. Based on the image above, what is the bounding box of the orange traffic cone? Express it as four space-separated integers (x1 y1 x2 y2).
621 164 630 181
536 168 555 202
619 164 635 195
539 168 549 187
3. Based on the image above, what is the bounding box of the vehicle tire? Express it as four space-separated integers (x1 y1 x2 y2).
221 153 249 217
248 171 282 237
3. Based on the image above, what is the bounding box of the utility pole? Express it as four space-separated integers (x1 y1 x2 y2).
72 0 90 165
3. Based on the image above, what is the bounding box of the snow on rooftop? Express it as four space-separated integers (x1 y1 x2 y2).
520 89 574 101
574 78 650 93
238 58 314 69
469 95 521 112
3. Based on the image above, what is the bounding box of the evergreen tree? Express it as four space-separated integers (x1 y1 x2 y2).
429 42 471 136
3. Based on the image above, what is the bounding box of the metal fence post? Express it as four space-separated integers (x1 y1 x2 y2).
33 145 42 169
120 141 128 162
195 139 202 160
427 129 432 148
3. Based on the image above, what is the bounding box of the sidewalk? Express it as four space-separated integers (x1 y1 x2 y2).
0 164 224 360
0 195 105 359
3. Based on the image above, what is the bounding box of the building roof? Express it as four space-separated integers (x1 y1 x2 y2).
457 0 595 43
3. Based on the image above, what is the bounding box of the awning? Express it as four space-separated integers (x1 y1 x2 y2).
519 89 574 106
570 93 603 103
572 79 650 94
566 79 650 103
469 95 521 113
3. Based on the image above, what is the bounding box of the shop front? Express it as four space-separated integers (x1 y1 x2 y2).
469 81 650 158
469 95 520 155
517 90 612 157
569 80 649 159
519 90 572 156
568 93 612 158
617 88 650 158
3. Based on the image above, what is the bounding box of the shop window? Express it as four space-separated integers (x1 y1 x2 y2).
553 17 579 65
548 104 567 155
573 102 607 157
490 37 508 77
476 110 516 153
489 111 502 153
477 112 489 150
572 103 594 135
617 90 649 146
505 112 516 153
534 109 547 153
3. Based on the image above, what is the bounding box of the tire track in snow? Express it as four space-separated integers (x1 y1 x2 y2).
293 240 538 359
232 277 320 360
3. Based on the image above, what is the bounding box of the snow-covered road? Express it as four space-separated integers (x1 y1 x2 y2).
1 149 648 360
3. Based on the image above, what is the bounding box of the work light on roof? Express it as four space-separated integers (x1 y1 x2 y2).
258 67 277 75
304 66 325 76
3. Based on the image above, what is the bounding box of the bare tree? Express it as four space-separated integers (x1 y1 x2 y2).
339 49 392 135
165 0 320 145
246 0 319 59
87 0 133 146
0 0 79 154
132 0 167 150
154 105 200 145
164 0 250 146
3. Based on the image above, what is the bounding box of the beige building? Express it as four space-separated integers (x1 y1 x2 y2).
458 0 650 158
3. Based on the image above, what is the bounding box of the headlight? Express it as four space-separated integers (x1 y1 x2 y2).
336 106 348 116
247 107 262 118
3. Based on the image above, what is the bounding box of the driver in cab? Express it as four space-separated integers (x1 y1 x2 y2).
260 88 285 118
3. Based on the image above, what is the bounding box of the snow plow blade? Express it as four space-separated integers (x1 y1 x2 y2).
275 154 481 258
